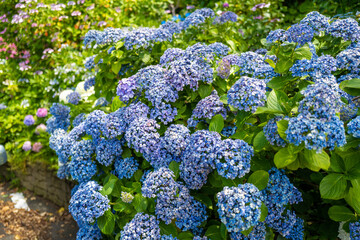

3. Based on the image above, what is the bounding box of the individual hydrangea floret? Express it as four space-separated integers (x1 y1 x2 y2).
214 139 253 179
264 116 286 147
221 125 237 137
114 157 139 179
327 18 360 42
217 183 263 232
348 116 360 138
120 213 160 239
24 115 35 126
161 235 178 240
188 90 227 127
180 130 222 189
228 77 267 113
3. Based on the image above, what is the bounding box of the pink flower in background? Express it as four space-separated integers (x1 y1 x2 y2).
59 16 69 21
35 124 47 134
34 70 43 75
19 61 31 71
36 108 48 117
251 3 270 11
71 10 81 16
87 5 95 11
98 21 107 27
115 7 121 13
32 142 43 152
0 28 6 34
22 141 32 151
223 3 229 8
165 10 171 14
254 15 264 20
67 1 76 6
29 9 39 14
186 5 195 10
31 23 38 27
15 3 25 8
270 18 280 22
77 0 85 4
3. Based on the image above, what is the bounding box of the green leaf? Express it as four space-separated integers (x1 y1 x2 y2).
254 107 284 115
294 45 312 60
253 131 268 150
115 41 124 49
169 161 180 180
276 120 288 140
122 148 132 158
267 90 284 112
339 78 360 96
209 114 224 133
259 203 268 222
265 58 276 68
220 223 227 240
320 173 347 200
111 96 123 112
199 84 213 98
159 222 178 236
178 232 194 240
97 210 116 235
132 194 148 212
267 76 294 90
141 53 151 63
274 147 297 168
220 95 228 104
101 175 118 196
345 182 360 214
226 39 237 52
275 58 293 73
328 205 355 222
302 149 330 172
113 201 128 212
205 225 222 240
241 226 254 236
194 194 213 210
248 170 269 190
330 153 345 173
134 169 143 182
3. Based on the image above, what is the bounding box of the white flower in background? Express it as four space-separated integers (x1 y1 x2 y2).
20 99 30 108
59 89 74 103
76 81 94 101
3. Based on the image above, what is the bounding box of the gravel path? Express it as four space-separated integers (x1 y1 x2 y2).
0 181 78 240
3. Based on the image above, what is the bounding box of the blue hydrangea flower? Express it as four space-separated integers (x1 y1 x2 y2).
70 140 94 161
300 11 330 34
46 116 71 134
221 125 237 137
214 139 253 179
267 210 304 240
69 181 110 225
98 27 124 44
217 58 231 79
50 103 71 120
193 8 215 18
350 221 360 240
95 138 123 166
208 42 231 58
286 114 346 152
263 116 286 147
125 117 160 156
69 159 97 183
336 48 360 74
24 115 35 126
142 168 177 198
188 90 227 127
299 82 343 119
67 91 81 105
120 213 160 239
116 75 138 102
217 183 263 233
266 29 287 43
235 52 265 75
230 222 266 240
285 23 314 46
228 76 267 113
83 110 106 139
161 124 190 159
73 113 86 127
160 48 185 66
122 102 149 126
76 223 102 240
180 130 222 189
114 157 139 179
181 13 206 30
83 30 103 47
160 21 181 35
175 197 208 231
348 116 360 138
84 77 95 91
213 11 238 24
327 18 360 42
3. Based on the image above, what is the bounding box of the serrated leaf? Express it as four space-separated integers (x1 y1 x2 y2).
320 173 347 200
328 205 355 222
302 149 330 172
274 147 297 168
97 210 115 235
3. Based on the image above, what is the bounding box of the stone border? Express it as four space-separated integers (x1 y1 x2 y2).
0 162 74 208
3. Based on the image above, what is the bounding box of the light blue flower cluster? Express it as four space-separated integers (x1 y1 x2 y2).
141 167 177 198
66 91 81 105
327 18 360 42
221 125 237 137
300 11 330 34
83 110 106 139
299 82 343 119
286 114 346 152
69 181 110 225
217 183 263 232
291 55 337 77
337 48 360 74
114 157 139 179
285 23 314 46
209 42 231 58
159 124 190 162
214 139 253 179
161 235 178 240
120 213 161 239
230 222 266 240
264 117 286 147
228 76 267 113
180 130 221 189
213 11 238 24
350 221 360 240
262 168 304 240
76 223 102 240
188 90 227 127
266 29 286 43
160 48 185 65
95 138 123 166
84 76 95 91
348 116 360 138
116 76 137 102
73 113 86 127
47 103 71 134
